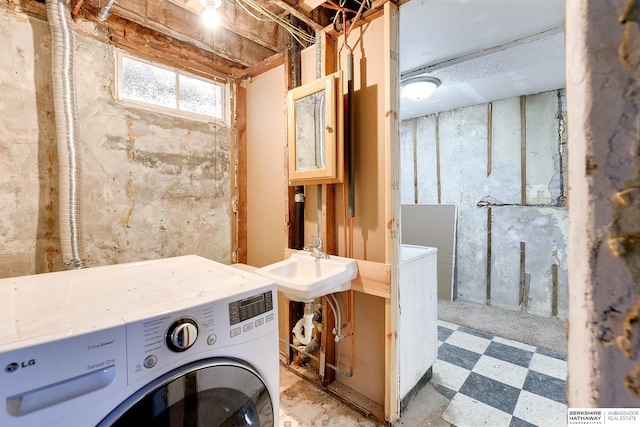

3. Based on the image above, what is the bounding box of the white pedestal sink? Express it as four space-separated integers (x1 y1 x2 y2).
255 251 358 302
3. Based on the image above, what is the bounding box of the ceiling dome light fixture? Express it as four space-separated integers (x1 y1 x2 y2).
401 76 441 101
200 0 223 28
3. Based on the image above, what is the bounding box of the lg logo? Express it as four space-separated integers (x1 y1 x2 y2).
5 359 35 373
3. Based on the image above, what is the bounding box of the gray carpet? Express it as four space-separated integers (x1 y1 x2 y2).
437 299 567 356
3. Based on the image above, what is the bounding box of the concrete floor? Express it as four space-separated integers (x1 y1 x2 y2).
437 299 567 356
279 299 568 426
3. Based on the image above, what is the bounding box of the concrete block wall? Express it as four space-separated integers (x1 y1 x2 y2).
0 7 232 278
400 90 568 318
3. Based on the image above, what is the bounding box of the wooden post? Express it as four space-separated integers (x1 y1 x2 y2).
320 30 338 385
234 79 247 264
384 1 400 422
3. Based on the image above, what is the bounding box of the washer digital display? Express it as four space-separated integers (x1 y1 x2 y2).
228 291 273 325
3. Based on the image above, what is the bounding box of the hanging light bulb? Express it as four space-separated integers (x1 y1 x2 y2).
199 0 223 28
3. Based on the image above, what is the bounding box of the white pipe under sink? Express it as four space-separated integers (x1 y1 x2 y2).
292 302 315 345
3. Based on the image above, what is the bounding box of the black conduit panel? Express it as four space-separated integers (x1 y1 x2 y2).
347 53 355 218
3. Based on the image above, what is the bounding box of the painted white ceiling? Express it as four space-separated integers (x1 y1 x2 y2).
399 0 566 120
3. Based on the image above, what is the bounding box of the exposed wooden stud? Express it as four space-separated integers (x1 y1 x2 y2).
519 241 529 310
384 295 393 421
284 48 297 249
519 241 525 304
286 187 296 250
436 114 442 204
235 79 248 264
487 102 493 177
321 294 337 385
486 207 492 305
556 89 567 206
384 1 400 421
413 118 418 204
320 31 337 255
231 80 239 262
520 95 527 205
552 249 559 316
284 35 299 369
317 185 324 239
320 30 337 77
383 3 399 264
318 29 338 386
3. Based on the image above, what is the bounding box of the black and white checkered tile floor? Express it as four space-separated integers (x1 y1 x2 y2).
433 320 567 427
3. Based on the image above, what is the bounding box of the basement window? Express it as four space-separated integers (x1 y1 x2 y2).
116 51 229 124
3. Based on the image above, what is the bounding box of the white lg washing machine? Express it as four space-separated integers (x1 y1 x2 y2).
0 255 279 426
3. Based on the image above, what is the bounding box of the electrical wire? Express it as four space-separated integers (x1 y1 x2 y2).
234 0 269 22
234 0 316 45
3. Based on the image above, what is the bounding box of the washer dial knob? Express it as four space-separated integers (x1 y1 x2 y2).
166 318 198 352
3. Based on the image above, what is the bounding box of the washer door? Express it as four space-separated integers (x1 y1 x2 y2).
99 358 274 427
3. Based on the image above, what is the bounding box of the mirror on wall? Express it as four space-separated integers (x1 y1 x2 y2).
287 72 343 185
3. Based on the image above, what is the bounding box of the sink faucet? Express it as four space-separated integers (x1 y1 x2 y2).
303 236 330 259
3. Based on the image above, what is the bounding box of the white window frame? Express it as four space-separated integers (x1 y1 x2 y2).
115 50 230 126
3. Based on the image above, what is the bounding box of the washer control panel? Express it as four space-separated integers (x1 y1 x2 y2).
124 288 276 385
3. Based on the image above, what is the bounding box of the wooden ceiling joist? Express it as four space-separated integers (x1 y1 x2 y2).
15 0 334 70
95 11 241 78
300 0 325 13
271 0 324 30
84 0 277 67
239 49 286 78
166 0 286 53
